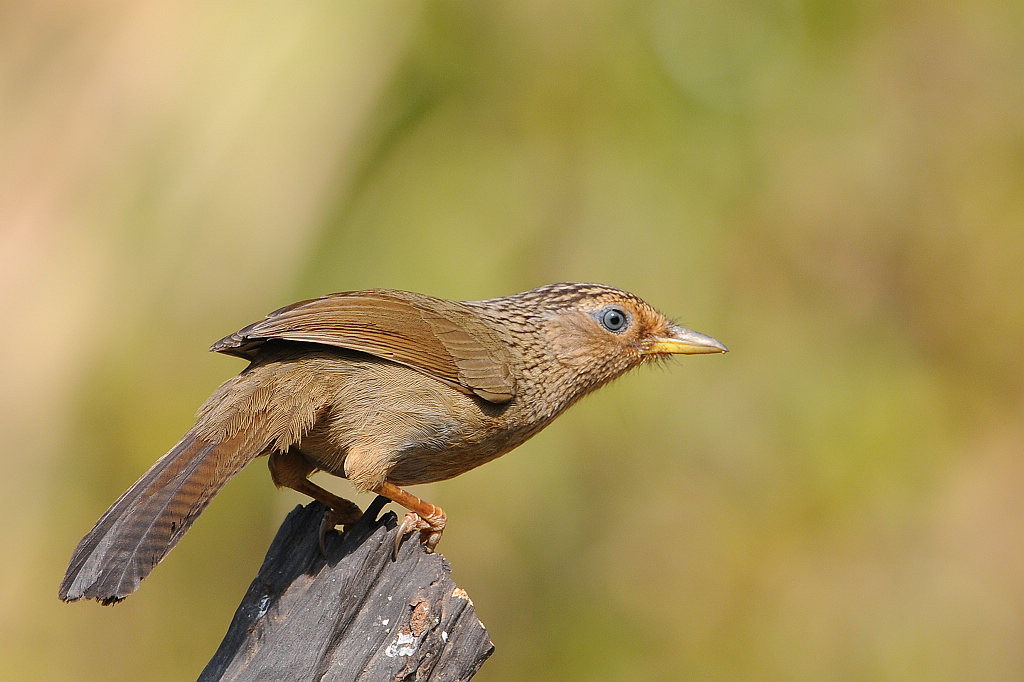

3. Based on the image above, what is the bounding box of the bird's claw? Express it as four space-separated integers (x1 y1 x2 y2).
318 508 351 556
393 510 446 560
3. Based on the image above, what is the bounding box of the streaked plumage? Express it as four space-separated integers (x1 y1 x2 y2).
60 283 726 604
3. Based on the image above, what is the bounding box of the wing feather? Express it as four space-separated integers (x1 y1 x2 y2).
210 290 516 403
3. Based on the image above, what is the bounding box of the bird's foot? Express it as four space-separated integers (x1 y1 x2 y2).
394 508 447 559
318 506 360 556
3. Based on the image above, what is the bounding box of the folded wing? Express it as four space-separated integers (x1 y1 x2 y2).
211 290 516 403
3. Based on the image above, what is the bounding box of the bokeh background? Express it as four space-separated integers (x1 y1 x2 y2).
3 1 1023 679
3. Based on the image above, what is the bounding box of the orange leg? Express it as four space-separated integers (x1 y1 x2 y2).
269 449 363 553
375 481 447 558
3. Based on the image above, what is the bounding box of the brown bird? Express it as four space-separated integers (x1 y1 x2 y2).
59 283 726 604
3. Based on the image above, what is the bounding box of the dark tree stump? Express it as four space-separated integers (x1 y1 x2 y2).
199 498 493 681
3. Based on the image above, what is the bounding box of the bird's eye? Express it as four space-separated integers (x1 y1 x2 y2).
598 306 629 332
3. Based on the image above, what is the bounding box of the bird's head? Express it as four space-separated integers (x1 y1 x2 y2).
505 283 727 408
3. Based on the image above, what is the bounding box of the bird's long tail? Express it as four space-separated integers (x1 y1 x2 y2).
59 428 263 604
59 352 336 604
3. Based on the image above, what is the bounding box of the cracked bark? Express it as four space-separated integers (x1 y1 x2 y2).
199 498 493 681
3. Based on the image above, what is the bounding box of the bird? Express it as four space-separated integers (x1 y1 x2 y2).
59 282 727 604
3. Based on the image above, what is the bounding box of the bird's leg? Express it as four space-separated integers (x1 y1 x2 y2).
268 449 363 554
375 481 447 558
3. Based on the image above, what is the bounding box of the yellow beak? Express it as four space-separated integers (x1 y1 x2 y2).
643 325 728 355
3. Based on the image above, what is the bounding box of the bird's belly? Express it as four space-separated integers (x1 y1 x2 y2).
289 357 541 488
386 436 505 486
385 418 545 486
299 408 537 488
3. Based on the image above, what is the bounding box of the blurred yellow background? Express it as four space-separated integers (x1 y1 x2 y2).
3 1 1023 679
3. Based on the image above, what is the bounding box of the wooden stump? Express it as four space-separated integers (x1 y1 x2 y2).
199 498 493 681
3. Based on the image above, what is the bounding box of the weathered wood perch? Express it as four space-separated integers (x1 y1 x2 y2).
199 498 493 681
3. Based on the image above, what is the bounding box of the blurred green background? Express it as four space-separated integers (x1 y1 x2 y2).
3 1 1023 680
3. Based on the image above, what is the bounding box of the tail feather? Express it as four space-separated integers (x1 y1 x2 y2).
59 430 260 604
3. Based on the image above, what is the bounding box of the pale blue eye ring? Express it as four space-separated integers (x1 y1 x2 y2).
598 306 629 332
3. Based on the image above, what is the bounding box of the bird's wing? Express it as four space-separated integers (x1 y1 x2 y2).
210 290 516 403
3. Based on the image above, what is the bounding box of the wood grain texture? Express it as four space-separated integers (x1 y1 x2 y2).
200 498 493 682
